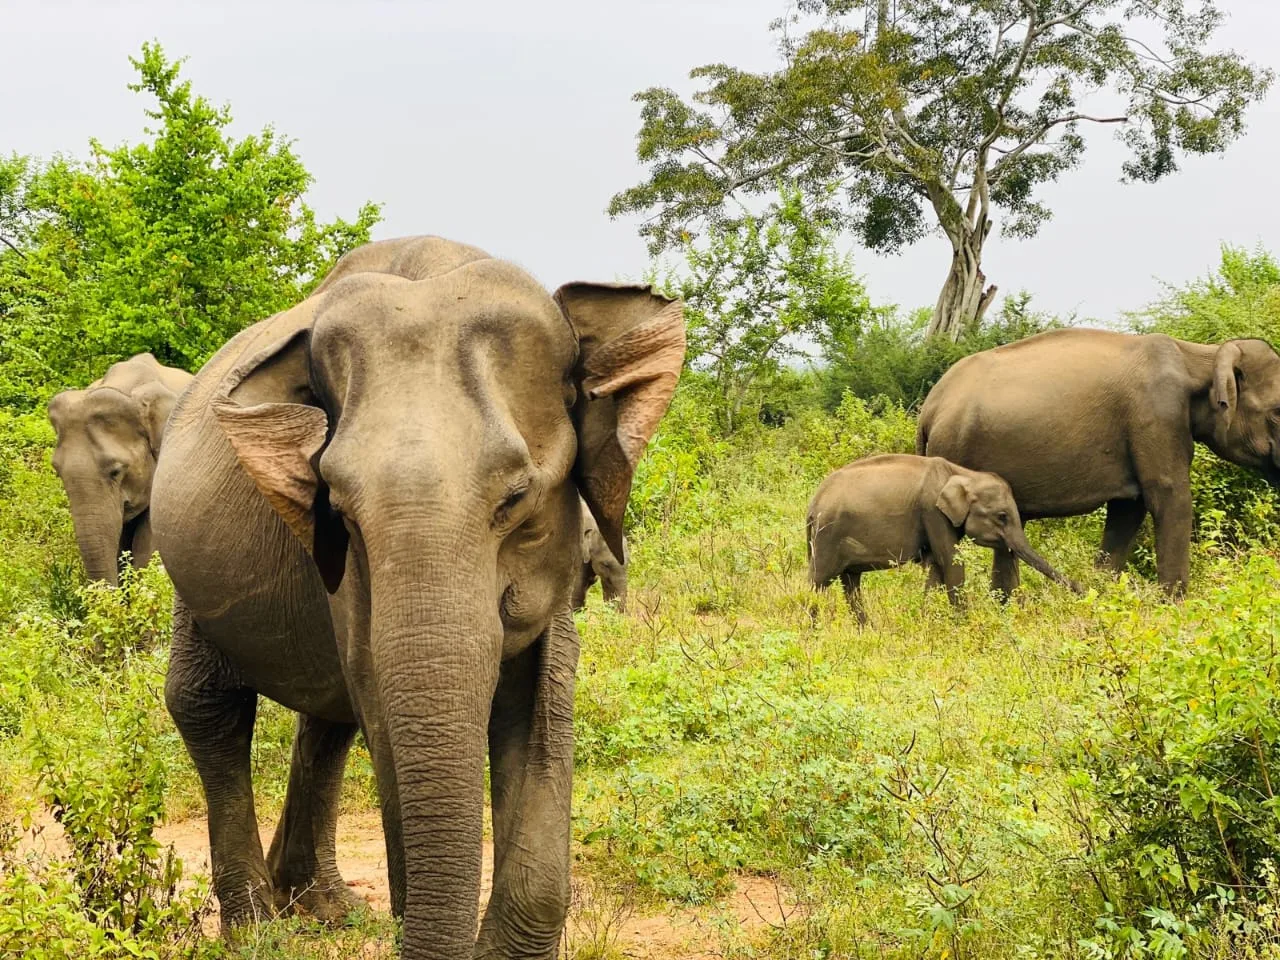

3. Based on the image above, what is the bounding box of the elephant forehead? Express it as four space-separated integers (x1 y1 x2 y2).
311 264 574 368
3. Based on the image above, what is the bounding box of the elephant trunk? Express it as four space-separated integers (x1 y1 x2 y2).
370 535 503 959
1006 527 1082 594
66 481 124 586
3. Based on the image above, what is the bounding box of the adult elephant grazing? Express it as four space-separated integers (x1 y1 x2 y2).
150 235 685 958
48 353 193 585
917 329 1280 595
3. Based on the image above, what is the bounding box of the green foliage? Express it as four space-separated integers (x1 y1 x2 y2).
0 563 206 959
1134 244 1280 346
0 43 380 404
657 186 878 432
821 291 1063 408
1067 556 1280 956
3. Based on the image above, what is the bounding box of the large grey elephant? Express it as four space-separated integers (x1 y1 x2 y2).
807 454 1078 622
150 236 685 959
917 330 1280 595
571 498 628 611
48 353 193 585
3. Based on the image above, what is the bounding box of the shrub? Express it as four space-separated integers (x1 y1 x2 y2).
1068 555 1280 954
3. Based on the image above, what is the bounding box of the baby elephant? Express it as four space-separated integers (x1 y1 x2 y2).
572 498 628 611
807 454 1079 621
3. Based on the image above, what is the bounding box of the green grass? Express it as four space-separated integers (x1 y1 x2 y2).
4 396 1280 958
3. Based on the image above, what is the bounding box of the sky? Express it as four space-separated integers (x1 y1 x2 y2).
4 0 1279 324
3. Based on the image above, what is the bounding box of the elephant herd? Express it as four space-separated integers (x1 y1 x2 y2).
44 234 1280 959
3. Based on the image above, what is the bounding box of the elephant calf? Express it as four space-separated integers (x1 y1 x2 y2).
572 498 628 611
48 353 193 585
806 454 1079 622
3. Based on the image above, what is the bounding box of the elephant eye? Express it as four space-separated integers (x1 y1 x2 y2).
107 464 125 482
494 484 530 529
997 511 1009 525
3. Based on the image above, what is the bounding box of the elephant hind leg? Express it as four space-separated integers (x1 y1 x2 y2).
266 715 362 922
164 599 272 930
1098 498 1146 573
840 569 867 626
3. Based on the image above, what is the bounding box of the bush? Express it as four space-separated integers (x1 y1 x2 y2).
820 292 1063 410
1067 555 1280 954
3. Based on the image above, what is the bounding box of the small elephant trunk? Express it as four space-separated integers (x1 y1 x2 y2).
1006 528 1082 594
67 488 124 586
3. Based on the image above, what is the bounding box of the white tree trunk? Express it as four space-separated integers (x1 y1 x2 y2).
926 229 997 341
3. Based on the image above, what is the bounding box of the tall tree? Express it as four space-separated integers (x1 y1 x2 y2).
610 0 1272 339
0 43 380 398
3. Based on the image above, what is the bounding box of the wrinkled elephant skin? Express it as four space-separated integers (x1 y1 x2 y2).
150 236 685 959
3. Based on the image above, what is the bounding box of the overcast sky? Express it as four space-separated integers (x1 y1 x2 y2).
4 0 1279 323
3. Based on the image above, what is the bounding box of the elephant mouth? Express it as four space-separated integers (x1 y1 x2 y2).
119 511 146 561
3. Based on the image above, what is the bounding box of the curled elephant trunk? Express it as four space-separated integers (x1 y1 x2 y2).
1006 528 1082 595
369 542 503 959
67 488 124 586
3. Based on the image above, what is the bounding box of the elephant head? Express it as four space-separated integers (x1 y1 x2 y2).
49 372 185 585
936 471 1080 591
209 248 683 951
1205 339 1280 481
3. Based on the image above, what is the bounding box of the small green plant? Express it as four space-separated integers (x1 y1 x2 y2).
1067 554 1280 954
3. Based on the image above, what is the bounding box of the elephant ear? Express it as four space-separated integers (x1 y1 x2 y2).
936 475 974 527
47 390 85 437
211 326 349 593
1211 341 1243 432
555 283 686 561
130 381 180 457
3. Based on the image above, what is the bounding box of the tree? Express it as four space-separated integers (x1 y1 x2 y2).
663 187 877 431
0 43 380 399
610 0 1272 340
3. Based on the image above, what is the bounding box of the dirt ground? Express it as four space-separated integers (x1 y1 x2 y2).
18 811 796 958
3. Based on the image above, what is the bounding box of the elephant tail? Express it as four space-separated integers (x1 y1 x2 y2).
805 512 828 587
915 416 929 456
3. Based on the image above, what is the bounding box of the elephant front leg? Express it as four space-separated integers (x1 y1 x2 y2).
164 598 273 931
476 614 579 959
1146 480 1192 595
266 714 364 921
990 547 1020 602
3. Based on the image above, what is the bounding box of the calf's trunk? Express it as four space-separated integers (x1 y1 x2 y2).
1006 528 1081 594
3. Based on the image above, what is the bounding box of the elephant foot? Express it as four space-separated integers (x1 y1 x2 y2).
218 880 278 936
275 878 367 924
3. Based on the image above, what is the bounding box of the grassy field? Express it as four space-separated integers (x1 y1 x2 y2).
2 393 1280 959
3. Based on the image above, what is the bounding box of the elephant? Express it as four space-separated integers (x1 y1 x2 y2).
571 498 628 611
806 454 1079 622
149 235 685 959
917 329 1280 595
48 353 193 585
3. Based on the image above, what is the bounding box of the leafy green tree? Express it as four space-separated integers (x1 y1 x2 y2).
0 43 380 400
611 0 1272 341
662 188 877 431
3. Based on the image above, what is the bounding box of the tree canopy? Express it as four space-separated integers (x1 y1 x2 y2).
661 187 878 431
0 43 380 403
611 0 1272 339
